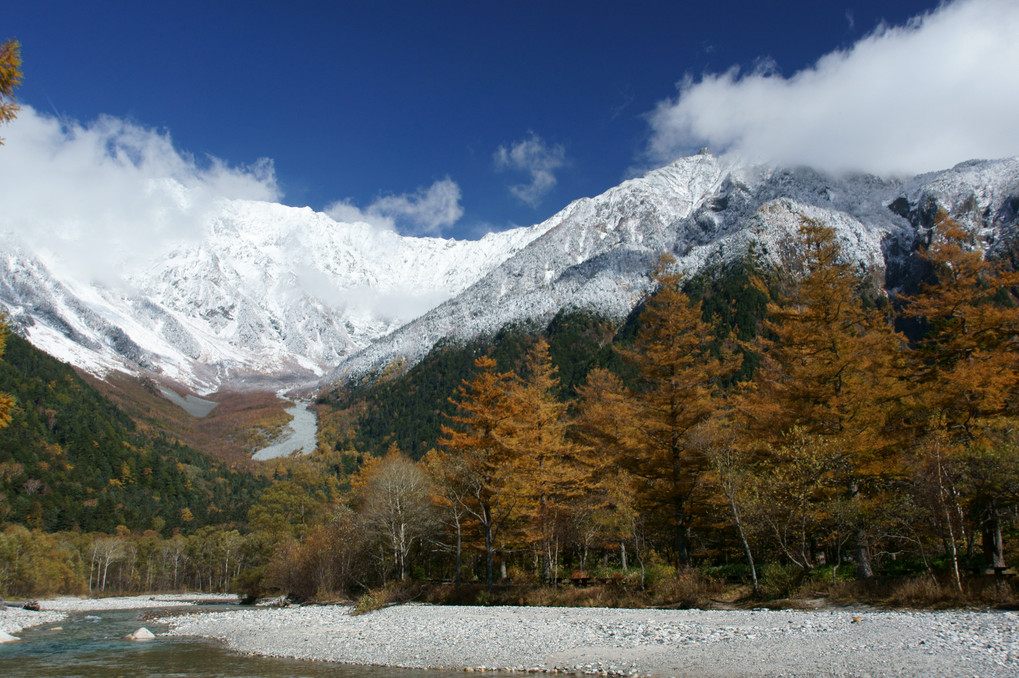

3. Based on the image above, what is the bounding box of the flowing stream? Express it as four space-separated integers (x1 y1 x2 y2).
0 606 467 678
252 400 317 461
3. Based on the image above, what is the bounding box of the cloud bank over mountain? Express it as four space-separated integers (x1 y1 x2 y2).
646 0 1019 176
0 105 469 292
0 106 279 284
325 178 464 237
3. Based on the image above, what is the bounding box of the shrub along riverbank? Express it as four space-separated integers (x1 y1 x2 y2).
350 567 1019 614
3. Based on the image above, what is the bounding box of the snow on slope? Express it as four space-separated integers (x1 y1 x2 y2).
332 154 1019 381
894 157 1019 252
0 202 550 393
330 153 736 378
2 153 1018 392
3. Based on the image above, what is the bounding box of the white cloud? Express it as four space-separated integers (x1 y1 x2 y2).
325 177 463 237
369 178 463 236
646 0 1019 176
323 199 395 231
494 132 566 206
0 106 279 284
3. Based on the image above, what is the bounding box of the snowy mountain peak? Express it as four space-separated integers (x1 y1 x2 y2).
2 153 1017 393
330 155 1019 381
0 201 550 393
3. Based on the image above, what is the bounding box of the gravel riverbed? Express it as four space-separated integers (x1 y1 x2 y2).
38 593 238 613
159 603 1019 677
0 607 65 636
3 595 1017 676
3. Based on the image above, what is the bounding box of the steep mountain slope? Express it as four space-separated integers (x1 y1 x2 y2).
2 153 1017 393
332 154 1019 380
0 202 550 393
0 332 267 532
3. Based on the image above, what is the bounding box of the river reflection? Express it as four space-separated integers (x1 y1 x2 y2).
0 606 471 678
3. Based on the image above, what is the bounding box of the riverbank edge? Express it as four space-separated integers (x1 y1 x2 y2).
0 593 237 638
4 595 1019 676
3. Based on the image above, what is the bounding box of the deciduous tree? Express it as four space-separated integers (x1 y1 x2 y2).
351 444 435 582
570 367 642 572
0 39 20 144
743 220 908 578
439 356 517 589
0 320 13 430
618 258 737 566
689 413 760 593
902 215 1019 570
421 447 473 583
499 339 583 582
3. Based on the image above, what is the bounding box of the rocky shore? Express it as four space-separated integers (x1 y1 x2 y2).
160 602 1019 677
3 595 1017 675
39 593 238 613
0 606 64 637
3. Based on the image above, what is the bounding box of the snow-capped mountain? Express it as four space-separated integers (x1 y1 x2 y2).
0 201 551 392
332 153 1019 380
2 152 1017 393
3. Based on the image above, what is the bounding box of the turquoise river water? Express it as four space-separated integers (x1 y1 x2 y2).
0 606 474 678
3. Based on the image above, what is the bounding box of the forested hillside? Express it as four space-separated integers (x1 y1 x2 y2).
318 312 616 460
0 332 267 533
4 218 1018 608
317 256 768 460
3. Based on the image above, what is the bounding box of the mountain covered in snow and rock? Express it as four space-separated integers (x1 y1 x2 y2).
2 152 1018 394
332 153 1019 380
0 201 550 392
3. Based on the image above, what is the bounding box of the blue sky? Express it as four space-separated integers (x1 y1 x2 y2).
4 0 1019 242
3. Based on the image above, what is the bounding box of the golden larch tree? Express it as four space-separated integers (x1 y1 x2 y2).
0 319 13 429
903 214 1019 436
0 39 21 144
570 367 643 572
499 338 583 583
618 257 738 567
438 356 517 590
902 214 1019 571
0 39 21 427
743 220 907 579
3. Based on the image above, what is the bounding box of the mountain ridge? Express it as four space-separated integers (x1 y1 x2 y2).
331 154 1019 381
1 199 552 393
2 153 1018 393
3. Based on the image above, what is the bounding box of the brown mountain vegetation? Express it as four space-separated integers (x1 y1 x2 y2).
86 372 293 466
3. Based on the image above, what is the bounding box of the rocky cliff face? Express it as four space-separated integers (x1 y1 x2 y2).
2 153 1017 392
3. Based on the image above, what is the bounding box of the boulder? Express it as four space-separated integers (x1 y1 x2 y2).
126 627 156 641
